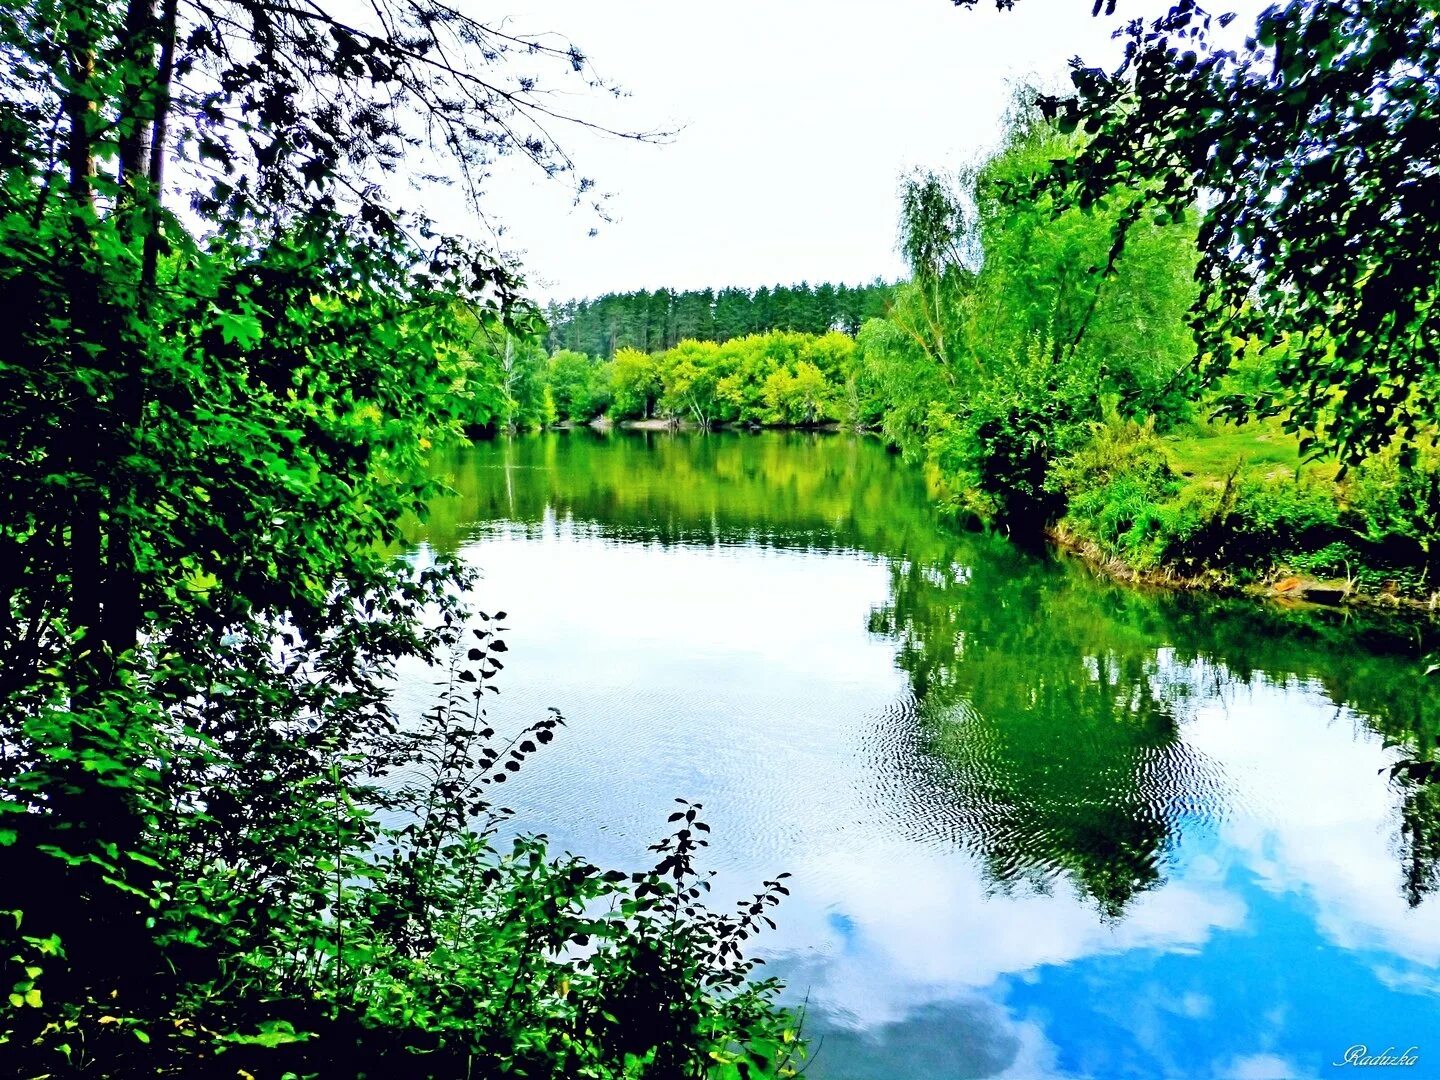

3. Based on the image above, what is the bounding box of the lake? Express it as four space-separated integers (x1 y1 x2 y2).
402 430 1440 1080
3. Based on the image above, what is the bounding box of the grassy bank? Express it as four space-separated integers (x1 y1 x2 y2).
1036 417 1438 611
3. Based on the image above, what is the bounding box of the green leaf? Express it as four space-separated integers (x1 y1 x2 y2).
215 310 263 347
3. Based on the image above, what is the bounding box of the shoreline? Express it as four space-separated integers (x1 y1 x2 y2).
488 426 1437 624
1046 523 1440 621
605 418 848 433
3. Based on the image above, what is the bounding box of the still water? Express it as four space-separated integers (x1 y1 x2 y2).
403 430 1440 1079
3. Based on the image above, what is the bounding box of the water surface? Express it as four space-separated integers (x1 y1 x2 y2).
404 431 1440 1080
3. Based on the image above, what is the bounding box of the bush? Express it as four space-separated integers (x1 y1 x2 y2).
1229 474 1343 556
1347 443 1440 551
928 338 1100 532
1 621 802 1078
1050 417 1182 567
1051 420 1361 580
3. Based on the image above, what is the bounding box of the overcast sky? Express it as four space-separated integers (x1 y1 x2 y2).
475 1 1168 302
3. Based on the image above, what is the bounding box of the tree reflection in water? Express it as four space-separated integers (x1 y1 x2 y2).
419 429 1440 913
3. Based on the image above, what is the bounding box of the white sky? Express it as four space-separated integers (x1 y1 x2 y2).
474 0 1172 303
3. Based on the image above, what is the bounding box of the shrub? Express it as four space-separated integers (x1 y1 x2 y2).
1347 443 1440 551
927 336 1099 532
1050 417 1182 567
1229 474 1343 556
2 613 802 1079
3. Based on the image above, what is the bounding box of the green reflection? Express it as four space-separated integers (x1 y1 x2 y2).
876 537 1440 913
872 553 1199 918
418 431 1440 913
417 429 961 562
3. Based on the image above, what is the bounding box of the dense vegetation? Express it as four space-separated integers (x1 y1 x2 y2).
544 281 894 359
0 0 798 1076
926 0 1440 601
522 81 1438 604
503 79 1439 606
4 0 1439 1071
848 89 1440 604
1043 0 1440 467
482 330 869 431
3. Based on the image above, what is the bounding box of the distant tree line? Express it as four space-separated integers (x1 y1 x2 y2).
480 330 862 432
544 280 895 358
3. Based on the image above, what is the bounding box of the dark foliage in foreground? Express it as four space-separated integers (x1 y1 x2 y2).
0 0 798 1074
1037 0 1440 464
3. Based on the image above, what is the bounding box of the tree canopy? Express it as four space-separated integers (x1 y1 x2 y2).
1032 0 1440 464
0 0 798 1074
544 280 894 358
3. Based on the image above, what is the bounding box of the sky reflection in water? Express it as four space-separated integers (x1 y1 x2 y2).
402 431 1440 1079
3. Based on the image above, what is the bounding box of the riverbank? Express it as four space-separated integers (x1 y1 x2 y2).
1046 521 1440 620
590 417 847 433
1030 418 1439 619
494 422 1439 620
902 411 1436 619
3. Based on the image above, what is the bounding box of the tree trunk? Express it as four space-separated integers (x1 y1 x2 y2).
45 0 175 1008
63 5 103 653
103 0 177 658
116 0 156 200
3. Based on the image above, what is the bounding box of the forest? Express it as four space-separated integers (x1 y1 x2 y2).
511 88 1439 607
542 281 894 358
2 0 1439 1076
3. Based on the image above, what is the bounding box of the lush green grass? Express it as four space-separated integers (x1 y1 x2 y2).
1163 420 1339 489
1049 417 1439 599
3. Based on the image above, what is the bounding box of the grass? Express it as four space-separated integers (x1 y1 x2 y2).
1162 419 1339 489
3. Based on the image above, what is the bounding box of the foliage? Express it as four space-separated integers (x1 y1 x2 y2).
867 4 1440 594
545 281 894 359
548 349 611 424
658 341 726 426
879 94 1199 423
853 315 945 456
3 623 802 1077
492 333 556 433
1037 0 1440 465
860 93 1201 534
924 334 1101 530
1049 417 1183 567
1347 444 1440 554
760 362 832 427
0 0 796 1073
856 65 1437 593
611 347 665 420
588 331 860 428
1048 419 1439 592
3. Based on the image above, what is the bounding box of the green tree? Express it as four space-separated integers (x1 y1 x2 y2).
856 316 944 452
1032 0 1440 464
864 94 1200 527
659 340 725 425
814 281 839 333
547 348 606 422
496 333 553 431
715 286 754 340
786 361 833 425
610 346 663 419
542 282 895 358
0 0 796 1072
